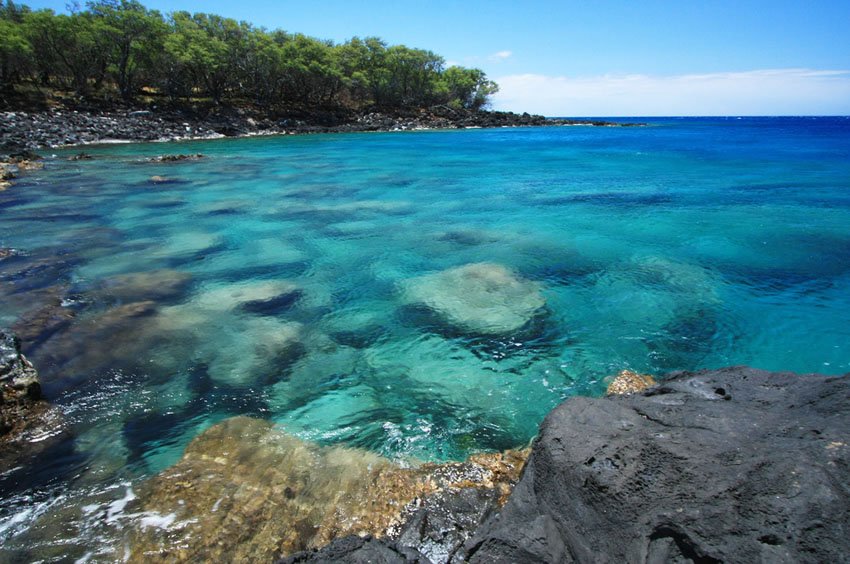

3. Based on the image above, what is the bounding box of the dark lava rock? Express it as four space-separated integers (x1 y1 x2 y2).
293 367 849 563
393 487 502 563
281 535 427 564
1 108 640 152
463 367 850 563
147 153 205 163
0 329 60 444
0 329 67 477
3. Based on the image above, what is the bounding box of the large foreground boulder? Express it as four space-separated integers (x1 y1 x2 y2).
291 367 849 562
464 367 850 563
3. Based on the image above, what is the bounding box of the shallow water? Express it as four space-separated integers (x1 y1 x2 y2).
1 117 849 558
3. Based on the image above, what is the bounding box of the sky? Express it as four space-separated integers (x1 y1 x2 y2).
23 0 850 116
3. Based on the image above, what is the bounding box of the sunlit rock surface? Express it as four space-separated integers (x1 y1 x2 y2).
402 263 545 335
462 367 850 562
127 416 527 562
605 369 657 395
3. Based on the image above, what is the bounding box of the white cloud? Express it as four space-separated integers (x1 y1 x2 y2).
491 69 850 116
489 50 513 62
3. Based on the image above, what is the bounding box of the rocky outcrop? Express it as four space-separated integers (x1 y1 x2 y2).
0 329 62 456
0 330 43 437
0 150 43 190
463 367 850 563
290 367 850 563
145 153 205 163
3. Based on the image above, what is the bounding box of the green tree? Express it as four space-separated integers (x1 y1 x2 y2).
163 11 230 103
87 0 165 101
277 34 342 105
441 66 499 110
242 28 284 104
23 9 111 95
0 5 32 91
1 1 501 112
383 45 444 107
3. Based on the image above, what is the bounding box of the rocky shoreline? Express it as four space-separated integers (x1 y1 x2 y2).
0 106 636 154
1 319 848 562
286 367 850 563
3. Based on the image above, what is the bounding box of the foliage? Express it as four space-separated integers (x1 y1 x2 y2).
0 0 498 110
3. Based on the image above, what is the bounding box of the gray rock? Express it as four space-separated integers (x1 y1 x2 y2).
1 329 45 439
463 367 850 563
280 535 427 563
393 487 501 563
291 367 850 563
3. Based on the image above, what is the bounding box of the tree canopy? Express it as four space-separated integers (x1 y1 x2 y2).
0 0 499 111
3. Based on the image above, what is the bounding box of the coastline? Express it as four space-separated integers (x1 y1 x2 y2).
1 106 638 155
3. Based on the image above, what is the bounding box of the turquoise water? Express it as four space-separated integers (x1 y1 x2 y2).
1 117 849 556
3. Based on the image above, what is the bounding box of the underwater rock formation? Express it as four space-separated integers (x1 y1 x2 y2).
126 416 527 562
592 256 721 330
31 300 160 375
402 262 545 335
94 269 193 304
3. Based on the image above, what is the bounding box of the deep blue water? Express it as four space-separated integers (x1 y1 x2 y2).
1 116 849 556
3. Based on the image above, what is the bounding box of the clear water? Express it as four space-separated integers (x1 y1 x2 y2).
1 117 849 557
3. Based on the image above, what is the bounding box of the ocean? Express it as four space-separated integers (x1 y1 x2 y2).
1 116 849 558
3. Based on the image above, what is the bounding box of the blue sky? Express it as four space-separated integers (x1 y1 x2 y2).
24 0 850 116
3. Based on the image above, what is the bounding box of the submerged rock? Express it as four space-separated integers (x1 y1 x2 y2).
462 367 850 562
148 175 179 184
204 317 303 385
30 301 160 375
95 269 193 304
148 280 307 385
187 280 301 313
127 416 526 562
0 151 44 191
593 255 721 329
402 263 545 335
0 164 13 190
11 287 76 351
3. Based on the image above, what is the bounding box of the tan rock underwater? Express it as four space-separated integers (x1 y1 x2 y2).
126 416 527 561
